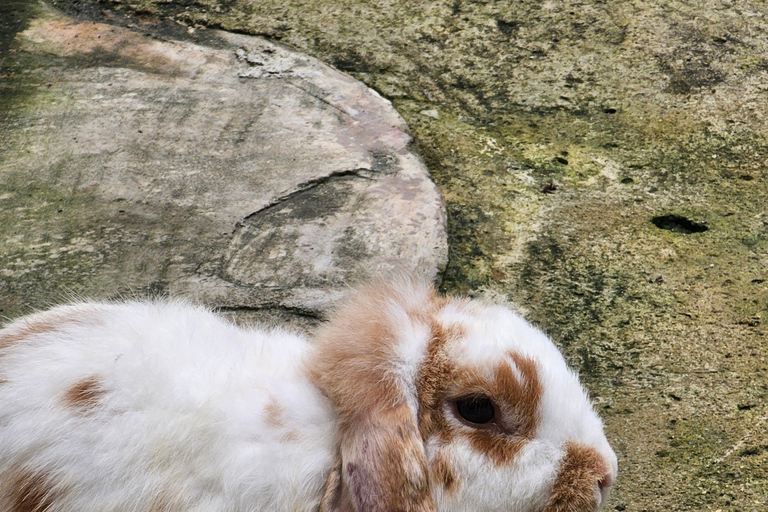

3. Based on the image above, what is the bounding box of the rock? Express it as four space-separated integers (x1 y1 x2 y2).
419 109 440 119
0 3 447 326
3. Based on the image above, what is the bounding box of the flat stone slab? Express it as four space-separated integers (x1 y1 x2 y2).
0 3 447 325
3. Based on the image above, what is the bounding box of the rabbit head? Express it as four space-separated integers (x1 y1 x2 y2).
309 279 617 512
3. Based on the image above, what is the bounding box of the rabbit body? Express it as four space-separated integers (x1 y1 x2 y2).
0 301 337 512
0 281 617 512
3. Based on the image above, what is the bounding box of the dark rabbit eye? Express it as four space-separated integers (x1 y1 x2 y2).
455 397 495 424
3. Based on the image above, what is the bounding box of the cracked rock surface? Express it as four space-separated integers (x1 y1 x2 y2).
0 1 447 327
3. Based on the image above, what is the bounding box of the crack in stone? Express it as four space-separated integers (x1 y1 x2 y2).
285 77 350 117
239 167 377 223
216 303 323 320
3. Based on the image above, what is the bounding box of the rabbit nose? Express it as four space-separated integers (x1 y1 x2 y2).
542 443 617 512
595 453 615 491
596 457 617 508
597 471 613 492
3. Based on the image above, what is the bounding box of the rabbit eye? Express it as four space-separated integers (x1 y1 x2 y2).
455 397 495 424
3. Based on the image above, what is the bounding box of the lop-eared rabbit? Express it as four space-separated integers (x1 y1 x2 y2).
0 280 617 511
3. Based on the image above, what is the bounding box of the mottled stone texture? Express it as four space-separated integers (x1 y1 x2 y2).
0 3 447 327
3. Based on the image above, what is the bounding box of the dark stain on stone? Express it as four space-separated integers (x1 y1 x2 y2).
440 203 492 291
496 19 519 36
651 214 709 234
333 226 371 272
371 151 397 174
738 446 764 457
541 180 559 194
0 0 42 125
329 49 380 73
0 0 35 54
224 175 365 287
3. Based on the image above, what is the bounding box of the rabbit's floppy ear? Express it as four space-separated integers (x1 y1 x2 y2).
310 280 437 512
317 404 434 512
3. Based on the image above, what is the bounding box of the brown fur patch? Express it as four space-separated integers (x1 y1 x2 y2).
5 468 59 512
318 455 344 512
0 319 60 352
308 280 438 512
459 352 542 465
430 450 459 495
148 492 185 512
343 404 434 512
417 304 543 467
263 395 285 429
62 376 105 412
263 396 300 441
149 495 169 512
308 280 439 430
1 309 100 352
542 442 608 512
149 494 183 512
310 286 414 418
416 316 455 441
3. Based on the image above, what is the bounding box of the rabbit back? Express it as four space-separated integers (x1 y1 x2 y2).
0 301 337 512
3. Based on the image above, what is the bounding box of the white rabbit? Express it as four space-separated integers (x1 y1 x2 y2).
0 279 617 512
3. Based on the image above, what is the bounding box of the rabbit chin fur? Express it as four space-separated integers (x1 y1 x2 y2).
0 280 617 512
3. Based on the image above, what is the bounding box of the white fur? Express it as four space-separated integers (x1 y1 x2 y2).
388 298 432 417
0 301 337 512
428 438 561 512
0 285 617 512
434 300 618 510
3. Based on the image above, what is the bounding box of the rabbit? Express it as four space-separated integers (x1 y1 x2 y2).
0 278 617 512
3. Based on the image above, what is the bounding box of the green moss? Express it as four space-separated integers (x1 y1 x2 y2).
0 178 213 319
0 182 109 317
0 0 40 54
0 0 46 124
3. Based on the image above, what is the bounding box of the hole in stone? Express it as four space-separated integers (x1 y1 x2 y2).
620 177 634 184
603 107 617 114
651 214 709 233
739 174 755 181
541 180 558 194
554 156 568 165
739 447 762 457
496 19 519 35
